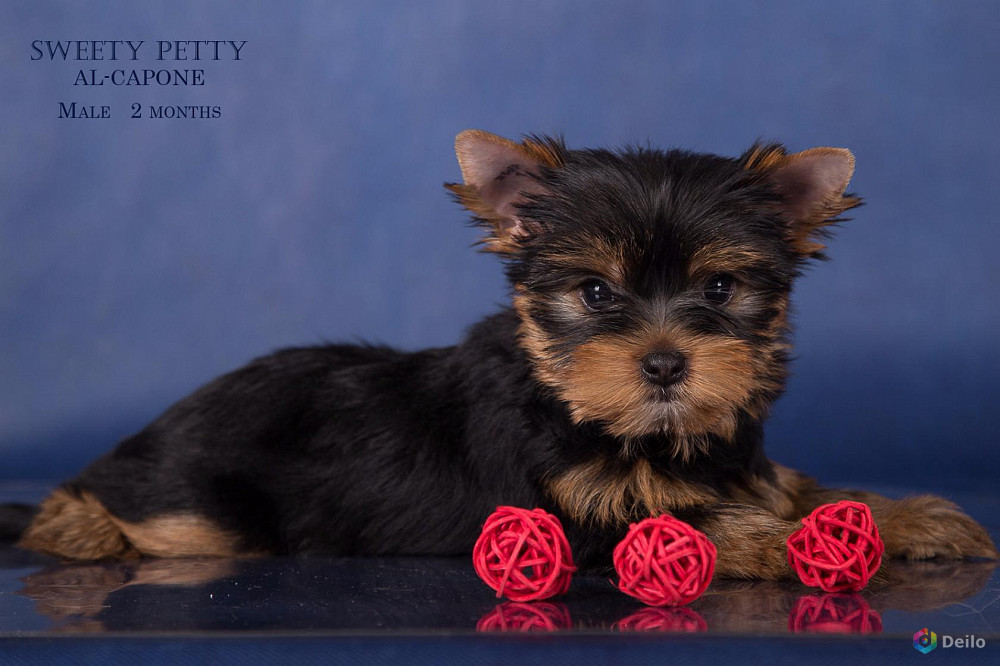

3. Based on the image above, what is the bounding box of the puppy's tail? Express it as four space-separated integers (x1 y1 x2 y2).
0 503 39 543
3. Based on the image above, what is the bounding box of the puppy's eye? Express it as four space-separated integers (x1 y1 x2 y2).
581 278 616 310
704 274 735 305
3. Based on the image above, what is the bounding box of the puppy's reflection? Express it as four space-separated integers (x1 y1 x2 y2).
19 558 235 631
696 560 994 634
15 557 996 633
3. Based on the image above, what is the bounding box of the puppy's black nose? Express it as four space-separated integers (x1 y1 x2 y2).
640 351 687 387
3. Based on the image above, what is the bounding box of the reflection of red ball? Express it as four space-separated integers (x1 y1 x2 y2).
476 601 572 632
786 501 884 592
613 515 716 607
473 506 576 601
788 593 883 635
615 607 708 633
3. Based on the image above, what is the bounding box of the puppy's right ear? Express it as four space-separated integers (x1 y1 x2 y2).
446 130 564 254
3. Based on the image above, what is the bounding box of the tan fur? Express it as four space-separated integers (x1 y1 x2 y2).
547 458 717 526
19 489 138 560
116 515 242 558
743 144 788 172
744 145 862 256
539 233 630 285
518 136 564 169
756 462 998 561
788 480 999 560
453 129 564 172
874 496 999 560
688 243 773 278
525 320 777 458
727 469 798 521
511 289 565 389
687 238 793 348
447 130 564 255
697 504 798 580
19 488 245 560
513 272 789 459
444 181 522 253
693 463 997 578
764 295 792 342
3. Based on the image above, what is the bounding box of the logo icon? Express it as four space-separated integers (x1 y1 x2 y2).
914 627 938 653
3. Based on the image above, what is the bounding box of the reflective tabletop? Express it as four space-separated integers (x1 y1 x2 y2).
1 484 998 663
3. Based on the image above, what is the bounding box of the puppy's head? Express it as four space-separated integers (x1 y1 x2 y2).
447 130 860 459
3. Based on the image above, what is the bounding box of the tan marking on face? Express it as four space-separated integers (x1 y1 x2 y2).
765 295 792 343
688 243 771 278
546 458 718 526
512 288 564 388
513 290 787 459
513 299 779 457
540 234 630 285
560 325 775 453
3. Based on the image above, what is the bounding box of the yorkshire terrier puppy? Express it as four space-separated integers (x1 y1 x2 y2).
7 130 996 575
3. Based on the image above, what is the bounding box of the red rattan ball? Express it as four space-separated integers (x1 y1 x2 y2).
473 506 576 601
613 514 717 607
786 501 884 592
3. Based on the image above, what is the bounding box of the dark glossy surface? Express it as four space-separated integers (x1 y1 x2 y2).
2 484 998 640
2 550 998 638
1 549 997 638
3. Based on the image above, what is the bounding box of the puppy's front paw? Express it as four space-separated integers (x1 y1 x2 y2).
878 495 998 560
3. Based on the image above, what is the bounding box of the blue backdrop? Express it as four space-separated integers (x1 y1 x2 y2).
1 1 997 492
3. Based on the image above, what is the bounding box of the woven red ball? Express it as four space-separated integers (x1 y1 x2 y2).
473 506 576 601
613 514 716 607
786 501 884 592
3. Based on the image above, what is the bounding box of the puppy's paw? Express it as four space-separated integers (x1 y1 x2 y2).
878 495 998 560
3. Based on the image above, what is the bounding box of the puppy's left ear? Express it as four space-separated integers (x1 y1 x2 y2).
446 130 564 254
744 143 862 258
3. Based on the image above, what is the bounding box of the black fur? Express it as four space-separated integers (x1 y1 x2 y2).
68 309 779 567
4 135 871 569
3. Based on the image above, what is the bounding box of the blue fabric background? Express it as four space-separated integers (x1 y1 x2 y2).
1 1 997 491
